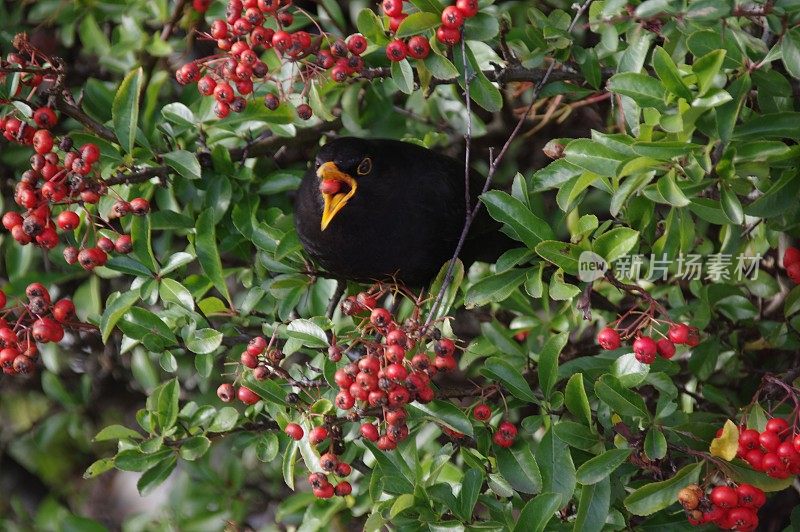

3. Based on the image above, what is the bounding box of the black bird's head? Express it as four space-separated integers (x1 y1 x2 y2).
313 137 375 230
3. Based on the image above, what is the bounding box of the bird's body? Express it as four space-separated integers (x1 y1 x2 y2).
295 137 511 286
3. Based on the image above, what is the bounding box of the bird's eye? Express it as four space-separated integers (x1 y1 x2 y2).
357 157 372 175
314 160 322 170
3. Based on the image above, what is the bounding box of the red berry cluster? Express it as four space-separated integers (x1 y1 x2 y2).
180 0 363 120
596 322 700 364
733 417 800 479
678 483 764 530
382 0 478 57
782 246 800 284
0 104 150 270
0 284 76 376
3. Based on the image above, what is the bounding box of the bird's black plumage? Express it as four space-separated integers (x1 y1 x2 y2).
295 137 513 286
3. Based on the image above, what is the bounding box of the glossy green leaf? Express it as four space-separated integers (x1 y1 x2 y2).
576 448 631 485
624 463 702 515
186 328 223 354
565 374 592 426
163 150 201 180
480 357 537 403
112 67 143 154
195 208 232 306
595 374 650 419
481 191 554 248
513 493 561 532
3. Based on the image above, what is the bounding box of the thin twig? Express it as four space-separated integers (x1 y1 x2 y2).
424 0 595 329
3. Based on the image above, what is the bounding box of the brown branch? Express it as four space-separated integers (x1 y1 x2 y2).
105 165 170 186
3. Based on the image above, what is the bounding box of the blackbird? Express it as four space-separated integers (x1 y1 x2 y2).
295 137 514 287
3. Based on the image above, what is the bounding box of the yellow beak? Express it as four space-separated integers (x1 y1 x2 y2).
317 161 358 231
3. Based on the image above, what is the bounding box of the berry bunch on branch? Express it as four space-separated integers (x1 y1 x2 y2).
214 283 518 498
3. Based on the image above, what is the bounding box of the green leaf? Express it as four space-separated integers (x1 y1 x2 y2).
283 442 297 490
100 291 140 343
632 142 702 160
576 448 632 485
186 328 223 354
161 102 195 126
94 424 141 442
564 139 627 177
656 173 690 207
643 427 667 461
481 190 554 248
208 407 239 433
115 449 171 472
453 43 503 112
286 318 329 348
195 208 232 307
456 468 483 521
607 72 667 108
464 268 527 308
396 11 440 37
390 494 415 518
156 379 180 431
691 50 726 96
573 478 611 532
726 460 795 492
179 435 211 461
391 59 414 94
565 374 592 426
513 493 561 532
733 113 800 139
651 46 692 101
137 456 177 496
720 187 744 225
535 426 577 507
496 445 542 495
593 227 639 263
118 307 176 347
159 278 194 310
356 8 386 44
539 332 568 400
427 259 464 320
782 27 800 79
624 463 702 516
481 357 537 403
534 241 580 275
408 400 474 437
256 433 280 462
130 215 158 273
424 53 459 80
595 374 650 419
611 353 650 388
163 150 201 180
105 256 152 277
112 67 143 154
83 458 115 479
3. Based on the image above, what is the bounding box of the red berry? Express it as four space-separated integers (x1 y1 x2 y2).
370 307 392 327
668 323 690 344
435 338 456 357
347 34 368 55
335 462 352 477
237 386 260 405
709 486 738 509
759 430 781 452
385 363 407 381
473 404 491 421
632 336 657 364
0 290 5 309
2 211 23 230
744 449 765 470
52 299 75 322
130 197 150 215
406 35 431 59
783 246 800 269
725 507 758 530
285 422 304 440
794 434 800 453
296 104 313 120
739 428 760 450
115 235 133 254
765 417 789 434
385 39 407 62
32 129 53 154
56 210 80 231
33 107 58 128
441 6 465 28
381 0 403 17
217 383 234 402
685 326 701 347
360 423 379 441
656 338 676 359
80 143 100 164
335 390 355 410
319 452 338 471
788 262 800 284
596 327 621 350
313 483 335 499
492 431 513 448
309 426 329 444
436 26 461 45
78 247 107 270
736 483 766 509
247 336 267 356
456 0 479 17
272 30 291 51
334 481 352 496
498 421 517 439
762 452 785 476
389 14 406 33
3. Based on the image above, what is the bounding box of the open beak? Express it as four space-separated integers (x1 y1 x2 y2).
317 161 357 231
